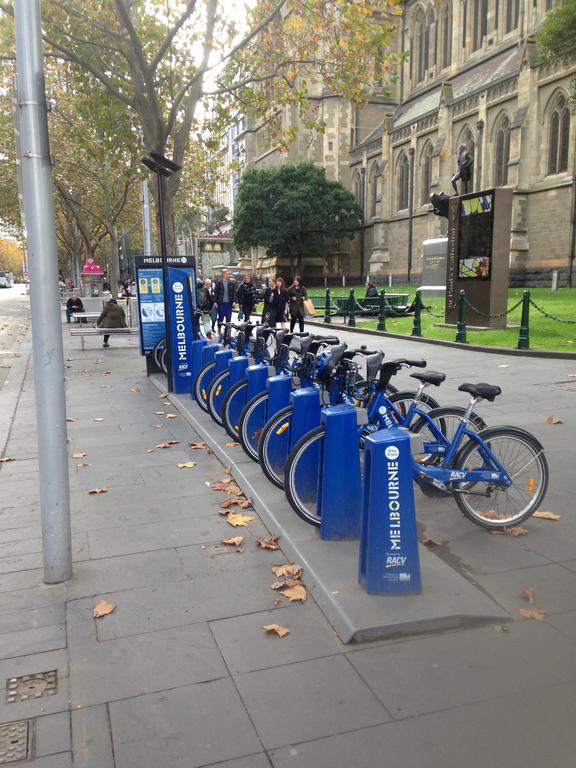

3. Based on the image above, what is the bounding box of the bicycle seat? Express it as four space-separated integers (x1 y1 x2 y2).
317 343 348 381
365 351 385 382
411 371 446 387
458 382 502 401
306 336 340 355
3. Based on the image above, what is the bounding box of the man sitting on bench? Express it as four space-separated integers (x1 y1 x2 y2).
66 295 86 323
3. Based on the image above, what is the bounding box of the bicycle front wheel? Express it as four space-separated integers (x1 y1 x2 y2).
222 380 248 439
452 426 549 529
207 370 231 426
258 405 296 489
193 362 216 412
238 392 271 462
284 426 325 527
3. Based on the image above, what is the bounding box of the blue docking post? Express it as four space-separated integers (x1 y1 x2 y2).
228 355 250 386
319 405 362 540
245 363 270 400
290 387 322 446
266 374 293 419
190 339 208 400
359 428 421 595
214 348 234 374
201 343 218 367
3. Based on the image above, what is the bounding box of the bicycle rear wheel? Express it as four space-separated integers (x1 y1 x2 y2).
222 380 248 439
452 426 548 529
284 426 325 527
207 370 231 425
193 362 216 412
238 392 271 462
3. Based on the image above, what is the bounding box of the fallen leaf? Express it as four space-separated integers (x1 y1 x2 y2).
177 461 197 469
533 511 561 521
146 449 155 453
93 599 117 618
421 536 441 547
226 512 256 527
155 411 166 416
273 597 284 606
102 371 112 375
87 487 108 494
568 373 576 378
491 623 510 633
270 577 301 590
159 393 170 398
520 587 535 605
262 623 290 638
165 413 177 419
130 387 141 393
0 456 16 463
280 583 307 602
76 462 89 468
189 441 214 455
93 417 105 422
221 536 244 547
95 358 103 364
72 452 87 459
497 364 510 368
237 497 253 508
224 466 232 474
224 440 240 447
546 416 563 425
66 417 77 423
154 443 171 449
154 424 163 428
167 440 180 445
257 535 281 550
490 527 528 537
272 563 302 579
519 607 546 621
101 384 112 388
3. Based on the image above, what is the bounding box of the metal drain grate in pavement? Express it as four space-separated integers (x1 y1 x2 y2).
0 720 33 764
5 671 57 704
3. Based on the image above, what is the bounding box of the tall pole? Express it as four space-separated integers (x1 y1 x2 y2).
141 179 153 255
14 0 72 583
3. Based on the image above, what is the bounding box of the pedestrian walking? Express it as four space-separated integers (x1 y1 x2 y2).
97 298 127 348
265 278 288 327
236 274 258 323
214 269 237 333
287 275 308 333
199 278 216 339
65 294 86 324
262 277 276 324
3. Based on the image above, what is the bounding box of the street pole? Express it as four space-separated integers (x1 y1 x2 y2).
14 0 72 583
141 179 153 256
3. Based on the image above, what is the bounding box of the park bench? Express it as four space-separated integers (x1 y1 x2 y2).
335 293 410 317
70 327 138 350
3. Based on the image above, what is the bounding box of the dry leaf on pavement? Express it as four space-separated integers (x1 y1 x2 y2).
165 413 177 419
226 512 255 527
519 607 546 621
72 452 87 459
93 599 117 618
497 364 510 368
280 583 307 602
224 466 232 474
237 497 253 508
520 588 535 605
421 536 441 547
257 535 281 550
0 456 16 463
533 511 561 521
167 440 180 445
76 463 89 469
221 536 244 547
66 417 77 423
130 387 141 393
87 487 108 494
262 624 290 638
490 527 528 537
154 443 171 449
546 416 563 425
159 393 170 398
177 461 197 469
272 563 303 579
155 411 166 416
224 441 240 447
271 577 301 590
189 441 214 455
93 417 105 422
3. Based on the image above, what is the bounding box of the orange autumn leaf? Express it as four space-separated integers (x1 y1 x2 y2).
130 387 141 393
533 511 561 521
281 583 307 602
257 535 281 550
221 536 244 547
189 441 213 455
546 416 563 425
519 607 546 621
165 413 177 419
72 452 87 459
272 563 302 579
176 461 197 469
262 623 290 638
226 512 256 527
87 487 107 494
93 599 117 618
66 417 77 423
155 411 166 416
154 443 171 449
224 441 240 447
490 527 528 537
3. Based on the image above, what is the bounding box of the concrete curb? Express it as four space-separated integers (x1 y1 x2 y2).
304 319 576 360
151 375 509 644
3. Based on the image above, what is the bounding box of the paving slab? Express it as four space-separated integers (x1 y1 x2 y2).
109 679 262 768
71 704 114 768
35 711 71 759
0 624 66 661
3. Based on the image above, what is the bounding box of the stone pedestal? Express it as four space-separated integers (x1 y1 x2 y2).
80 273 104 298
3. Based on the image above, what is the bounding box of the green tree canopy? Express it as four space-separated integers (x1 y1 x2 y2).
536 0 576 108
233 162 362 274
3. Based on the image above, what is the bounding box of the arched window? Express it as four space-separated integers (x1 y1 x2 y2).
397 152 409 210
421 143 433 205
547 94 571 175
505 0 519 32
494 115 510 186
441 3 452 68
462 0 468 48
426 7 436 69
412 9 427 84
352 171 362 206
472 0 487 51
369 163 379 218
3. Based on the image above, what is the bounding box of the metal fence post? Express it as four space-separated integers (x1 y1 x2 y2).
517 290 530 350
455 290 468 343
348 288 356 328
411 291 423 337
377 289 387 332
324 288 332 324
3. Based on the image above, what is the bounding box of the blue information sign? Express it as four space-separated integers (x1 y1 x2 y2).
165 266 196 394
136 268 165 354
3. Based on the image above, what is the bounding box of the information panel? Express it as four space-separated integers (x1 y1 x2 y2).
136 268 165 353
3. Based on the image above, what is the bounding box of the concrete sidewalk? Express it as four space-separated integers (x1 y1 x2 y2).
0 324 575 767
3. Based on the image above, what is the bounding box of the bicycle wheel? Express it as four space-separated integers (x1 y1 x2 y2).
238 392 271 462
152 338 166 372
389 390 440 419
256 406 294 486
207 370 231 426
159 346 168 375
193 362 216 412
222 380 248 439
410 406 487 461
284 426 325 527
451 426 548 529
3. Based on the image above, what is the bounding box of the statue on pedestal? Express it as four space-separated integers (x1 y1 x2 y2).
451 144 474 195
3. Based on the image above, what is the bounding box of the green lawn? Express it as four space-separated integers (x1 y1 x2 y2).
306 286 576 351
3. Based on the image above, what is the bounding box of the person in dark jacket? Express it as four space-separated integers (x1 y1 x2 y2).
97 298 127 348
66 295 85 323
236 274 258 322
287 275 307 333
261 277 276 323
365 281 378 298
214 269 237 333
198 279 216 339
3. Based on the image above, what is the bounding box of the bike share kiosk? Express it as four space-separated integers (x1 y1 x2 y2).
359 428 421 595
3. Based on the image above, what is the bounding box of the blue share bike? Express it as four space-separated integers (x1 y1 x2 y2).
284 378 549 531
